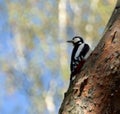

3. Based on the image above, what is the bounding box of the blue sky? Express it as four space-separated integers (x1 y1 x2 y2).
0 1 62 113
0 1 31 113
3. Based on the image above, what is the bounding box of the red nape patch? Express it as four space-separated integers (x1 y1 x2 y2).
71 60 86 77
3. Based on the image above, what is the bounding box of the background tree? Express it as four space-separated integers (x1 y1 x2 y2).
59 0 120 113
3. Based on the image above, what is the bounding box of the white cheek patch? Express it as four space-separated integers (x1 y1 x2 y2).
73 38 80 43
79 42 82 45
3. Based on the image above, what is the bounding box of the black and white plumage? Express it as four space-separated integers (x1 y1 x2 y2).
67 36 91 80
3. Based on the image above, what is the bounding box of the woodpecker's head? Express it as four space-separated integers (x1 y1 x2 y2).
67 36 84 46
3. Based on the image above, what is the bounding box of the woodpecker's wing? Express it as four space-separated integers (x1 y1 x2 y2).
74 43 85 59
84 47 92 60
70 43 91 72
79 43 91 60
70 43 84 72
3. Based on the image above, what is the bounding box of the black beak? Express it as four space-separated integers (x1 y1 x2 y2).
67 40 73 43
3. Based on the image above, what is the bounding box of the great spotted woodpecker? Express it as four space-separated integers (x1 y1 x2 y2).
67 36 91 81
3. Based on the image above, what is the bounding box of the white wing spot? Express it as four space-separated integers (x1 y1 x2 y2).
75 43 85 59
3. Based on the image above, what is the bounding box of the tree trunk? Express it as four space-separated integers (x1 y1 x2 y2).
59 1 120 114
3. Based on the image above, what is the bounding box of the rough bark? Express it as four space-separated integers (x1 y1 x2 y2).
59 1 120 114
